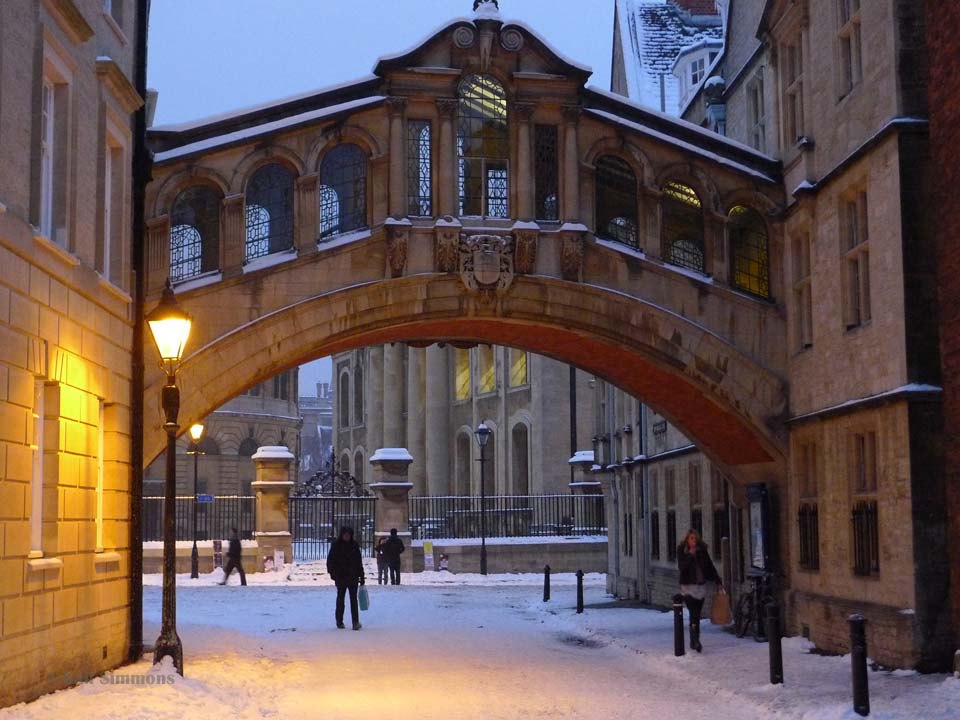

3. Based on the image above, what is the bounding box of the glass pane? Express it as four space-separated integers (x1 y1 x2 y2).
320 144 367 238
407 121 432 216
595 155 638 247
245 163 294 259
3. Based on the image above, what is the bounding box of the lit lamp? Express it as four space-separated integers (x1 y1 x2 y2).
146 279 192 676
186 423 205 579
474 423 492 576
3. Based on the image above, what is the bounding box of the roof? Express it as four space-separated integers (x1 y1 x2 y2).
614 0 723 115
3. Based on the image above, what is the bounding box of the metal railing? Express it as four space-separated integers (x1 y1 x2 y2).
851 499 879 576
289 495 377 560
142 496 256 542
798 502 820 570
408 494 606 540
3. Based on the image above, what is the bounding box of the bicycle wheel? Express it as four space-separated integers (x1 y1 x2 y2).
734 593 754 638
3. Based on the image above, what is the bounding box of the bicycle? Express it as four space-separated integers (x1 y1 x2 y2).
733 572 773 642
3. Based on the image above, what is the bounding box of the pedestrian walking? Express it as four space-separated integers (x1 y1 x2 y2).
375 537 389 585
219 528 247 586
326 526 365 630
677 528 722 652
383 528 405 585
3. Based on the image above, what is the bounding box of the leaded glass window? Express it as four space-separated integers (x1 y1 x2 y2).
319 144 367 239
245 163 294 262
535 125 559 222
729 205 770 298
595 155 638 248
662 181 705 273
407 120 432 216
458 75 509 218
170 186 220 282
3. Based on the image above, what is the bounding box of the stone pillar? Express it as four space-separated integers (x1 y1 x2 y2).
515 102 535 220
295 172 319 256
406 346 427 495
383 343 405 448
222 193 246 279
595 470 619 596
369 448 414 573
425 344 451 495
365 347 384 454
387 97 407 217
568 450 601 493
437 98 458 216
251 446 295 571
562 105 581 222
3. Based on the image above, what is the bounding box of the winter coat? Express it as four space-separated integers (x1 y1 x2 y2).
382 535 405 565
375 542 388 567
326 528 364 587
677 541 721 586
228 536 242 559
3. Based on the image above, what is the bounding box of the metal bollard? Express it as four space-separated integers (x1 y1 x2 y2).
543 565 551 602
765 602 783 684
576 570 584 613
673 594 685 657
849 614 870 716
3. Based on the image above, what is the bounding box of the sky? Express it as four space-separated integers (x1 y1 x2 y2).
146 0 618 393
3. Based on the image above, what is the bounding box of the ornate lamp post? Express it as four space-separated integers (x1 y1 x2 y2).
474 423 492 576
146 279 192 675
186 423 205 579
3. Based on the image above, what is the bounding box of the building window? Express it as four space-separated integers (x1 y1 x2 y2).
842 191 871 329
690 57 706 86
354 451 365 487
30 380 46 556
792 233 814 349
478 345 495 394
103 0 123 24
407 120 432 216
509 348 528 387
170 186 220 282
338 371 350 428
689 462 703 536
838 0 863 96
238 435 259 457
511 423 530 495
662 182 705 273
652 419 667 452
729 206 770 298
96 401 105 552
353 363 364 426
38 73 69 244
711 469 727 560
797 442 820 571
455 347 471 401
650 470 660 561
319 144 367 239
273 372 290 401
666 468 677 562
458 74 509 218
595 155 638 248
245 163 295 262
100 135 125 285
850 431 879 575
534 125 559 222
781 38 805 145
747 74 766 152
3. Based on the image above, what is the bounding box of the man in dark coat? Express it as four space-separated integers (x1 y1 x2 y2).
382 528 405 585
219 527 247 586
326 526 365 629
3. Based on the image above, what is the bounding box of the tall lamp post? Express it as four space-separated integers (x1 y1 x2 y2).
187 423 205 579
474 423 492 576
146 279 193 676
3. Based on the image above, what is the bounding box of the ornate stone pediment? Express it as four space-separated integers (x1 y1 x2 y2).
459 234 514 301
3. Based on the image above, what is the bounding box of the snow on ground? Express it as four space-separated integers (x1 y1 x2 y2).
2 567 957 719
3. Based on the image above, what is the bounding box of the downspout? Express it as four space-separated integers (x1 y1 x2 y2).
128 0 151 664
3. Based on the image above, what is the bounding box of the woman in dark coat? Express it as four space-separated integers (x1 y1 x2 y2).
326 526 365 630
677 528 722 652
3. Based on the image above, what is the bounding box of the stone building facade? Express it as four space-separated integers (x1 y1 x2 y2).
0 0 143 706
299 381 334 484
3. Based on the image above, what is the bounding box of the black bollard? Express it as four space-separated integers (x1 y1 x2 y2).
543 565 551 602
673 594 685 657
576 570 584 613
849 614 870 716
765 602 783 685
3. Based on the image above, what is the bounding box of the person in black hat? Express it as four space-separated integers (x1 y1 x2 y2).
326 526 365 629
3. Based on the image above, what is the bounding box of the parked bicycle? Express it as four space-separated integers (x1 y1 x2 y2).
733 572 773 641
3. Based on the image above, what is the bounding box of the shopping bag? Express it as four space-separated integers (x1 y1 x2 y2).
358 585 370 612
710 588 731 625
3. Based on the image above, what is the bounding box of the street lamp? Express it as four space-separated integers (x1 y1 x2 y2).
146 279 192 676
186 423 205 579
474 423 492 576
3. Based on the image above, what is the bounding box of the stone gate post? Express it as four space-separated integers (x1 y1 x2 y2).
369 448 414 573
252 446 295 571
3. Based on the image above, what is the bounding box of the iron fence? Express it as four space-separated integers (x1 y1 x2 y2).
142 495 256 542
408 494 606 541
289 496 377 560
851 499 879 576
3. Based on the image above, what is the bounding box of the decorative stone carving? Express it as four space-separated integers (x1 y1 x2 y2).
513 102 536 121
561 104 582 124
513 228 539 274
385 96 407 116
434 216 462 272
385 219 410 278
560 227 586 282
459 234 514 301
436 98 458 118
453 25 477 49
500 27 524 52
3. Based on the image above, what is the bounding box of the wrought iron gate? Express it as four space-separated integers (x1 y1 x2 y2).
289 496 376 560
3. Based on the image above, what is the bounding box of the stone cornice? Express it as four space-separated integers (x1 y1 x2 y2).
41 0 94 44
96 58 144 114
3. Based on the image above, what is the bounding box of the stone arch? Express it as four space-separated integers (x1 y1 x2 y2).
306 125 383 172
151 165 230 218
584 136 654 187
655 161 721 215
231 145 305 194
337 366 351 429
722 187 781 219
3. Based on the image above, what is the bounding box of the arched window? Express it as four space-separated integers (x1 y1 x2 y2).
238 436 259 457
340 452 351 475
354 450 365 487
512 423 530 495
458 75 509 218
338 371 350 428
197 436 221 455
455 433 471 495
170 186 220 282
595 155 638 248
729 205 770 298
245 163 295 261
353 363 364 425
661 181 705 273
319 145 366 239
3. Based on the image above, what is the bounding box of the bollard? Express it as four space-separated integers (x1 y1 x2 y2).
849 614 870 716
543 565 551 602
765 602 784 685
673 594 686 657
576 570 584 613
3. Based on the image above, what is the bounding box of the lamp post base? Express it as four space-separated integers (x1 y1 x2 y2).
153 629 183 675
190 541 199 579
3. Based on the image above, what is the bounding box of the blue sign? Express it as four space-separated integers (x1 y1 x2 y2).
196 494 215 503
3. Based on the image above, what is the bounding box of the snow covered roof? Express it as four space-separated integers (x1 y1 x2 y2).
615 0 724 115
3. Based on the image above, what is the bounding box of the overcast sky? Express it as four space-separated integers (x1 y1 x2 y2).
147 1 617 393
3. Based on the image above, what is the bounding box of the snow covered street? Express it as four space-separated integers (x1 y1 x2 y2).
1 567 957 719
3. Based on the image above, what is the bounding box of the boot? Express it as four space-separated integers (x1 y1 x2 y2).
690 622 702 653
352 622 362 631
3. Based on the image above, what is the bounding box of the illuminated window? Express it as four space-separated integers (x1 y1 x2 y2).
458 75 509 218
170 186 220 282
662 182 704 273
595 155 638 248
455 348 471 400
245 163 295 261
320 144 367 238
407 120 432 216
96 401 105 552
729 206 770 298
478 345 495 394
30 380 46 556
509 348 528 387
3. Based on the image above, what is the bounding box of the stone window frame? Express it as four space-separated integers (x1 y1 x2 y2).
507 347 528 389
688 461 703 537
665 466 678 562
728 205 771 299
337 365 351 429
796 439 821 571
169 184 222 283
649 469 661 562
37 33 75 249
848 428 880 576
746 71 766 153
319 143 369 240
534 124 559 223
99 112 130 290
777 25 806 152
476 344 497 396
661 181 706 275
353 359 365 428
454 347 472 402
791 231 814 351
457 74 510 219
244 162 296 263
595 154 640 249
836 0 863 99
840 187 871 331
406 119 433 217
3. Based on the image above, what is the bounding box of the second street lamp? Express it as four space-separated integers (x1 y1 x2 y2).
187 423 205 579
474 423 492 576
